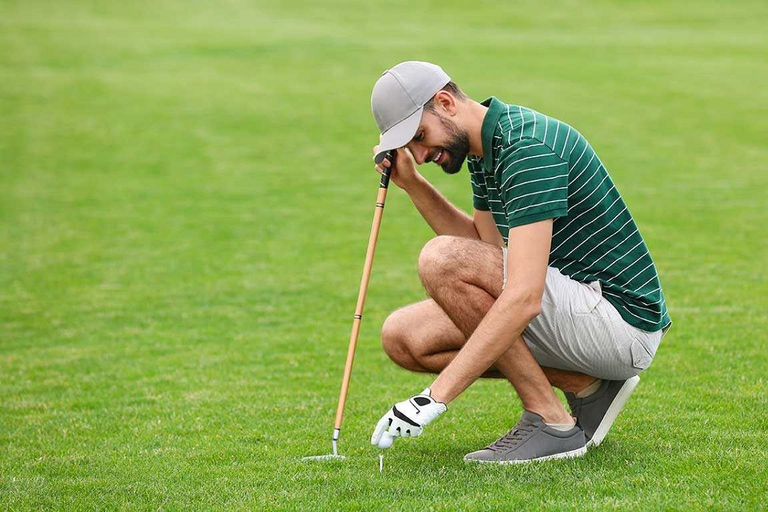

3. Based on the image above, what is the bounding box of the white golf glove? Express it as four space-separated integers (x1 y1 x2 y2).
371 388 447 445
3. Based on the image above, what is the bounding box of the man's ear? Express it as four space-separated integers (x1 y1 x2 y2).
434 90 458 116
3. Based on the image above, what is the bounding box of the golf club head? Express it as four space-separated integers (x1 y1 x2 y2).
302 433 345 461
301 454 347 461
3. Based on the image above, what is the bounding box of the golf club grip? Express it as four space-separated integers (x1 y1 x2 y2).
333 151 394 433
379 151 394 189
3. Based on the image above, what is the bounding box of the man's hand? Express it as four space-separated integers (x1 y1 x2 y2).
373 146 420 191
371 388 447 445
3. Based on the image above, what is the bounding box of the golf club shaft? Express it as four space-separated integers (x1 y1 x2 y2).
332 154 394 444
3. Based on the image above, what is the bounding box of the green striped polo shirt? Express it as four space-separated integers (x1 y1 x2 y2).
468 97 671 332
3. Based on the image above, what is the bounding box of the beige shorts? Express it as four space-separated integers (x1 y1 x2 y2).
503 248 663 380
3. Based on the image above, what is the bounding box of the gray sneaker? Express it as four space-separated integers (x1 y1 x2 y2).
566 375 640 448
464 411 586 464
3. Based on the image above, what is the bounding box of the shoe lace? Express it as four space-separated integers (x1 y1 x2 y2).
486 422 535 451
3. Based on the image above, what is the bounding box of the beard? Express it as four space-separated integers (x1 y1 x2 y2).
436 114 471 175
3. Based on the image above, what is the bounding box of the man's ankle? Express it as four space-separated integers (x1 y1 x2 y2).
575 378 603 398
531 405 575 426
545 417 577 431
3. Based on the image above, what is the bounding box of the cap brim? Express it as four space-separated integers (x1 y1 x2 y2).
374 107 423 164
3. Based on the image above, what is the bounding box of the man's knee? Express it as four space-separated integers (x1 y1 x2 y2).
418 236 463 290
381 310 420 370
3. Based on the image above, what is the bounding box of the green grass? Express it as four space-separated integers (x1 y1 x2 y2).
2 0 767 510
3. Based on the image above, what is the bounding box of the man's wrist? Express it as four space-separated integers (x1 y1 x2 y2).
399 171 425 194
427 381 452 405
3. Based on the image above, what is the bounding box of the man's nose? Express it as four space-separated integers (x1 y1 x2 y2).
408 143 428 164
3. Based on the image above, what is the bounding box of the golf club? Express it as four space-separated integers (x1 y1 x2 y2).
303 151 395 461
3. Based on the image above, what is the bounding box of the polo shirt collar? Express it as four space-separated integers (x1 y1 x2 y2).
480 97 505 171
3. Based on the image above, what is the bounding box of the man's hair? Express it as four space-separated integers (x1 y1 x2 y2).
424 82 468 113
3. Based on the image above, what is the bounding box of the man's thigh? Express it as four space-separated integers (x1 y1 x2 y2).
522 267 662 380
383 299 505 378
419 235 505 298
386 299 466 354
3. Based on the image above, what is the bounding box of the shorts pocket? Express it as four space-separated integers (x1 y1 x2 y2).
630 338 653 370
572 281 603 315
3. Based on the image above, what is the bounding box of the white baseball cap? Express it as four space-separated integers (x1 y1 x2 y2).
371 61 450 164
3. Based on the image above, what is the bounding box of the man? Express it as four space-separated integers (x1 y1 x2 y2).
368 61 671 463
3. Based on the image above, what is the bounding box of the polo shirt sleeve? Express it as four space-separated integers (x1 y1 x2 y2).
467 157 490 211
495 139 570 228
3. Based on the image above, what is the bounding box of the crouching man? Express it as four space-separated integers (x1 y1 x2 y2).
369 61 671 463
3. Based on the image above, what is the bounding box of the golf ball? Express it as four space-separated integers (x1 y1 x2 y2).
377 432 394 449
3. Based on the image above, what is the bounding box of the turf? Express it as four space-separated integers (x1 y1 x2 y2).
1 0 767 510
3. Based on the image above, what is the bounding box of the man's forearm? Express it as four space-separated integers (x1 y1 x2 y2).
429 290 542 404
403 174 479 239
429 220 556 409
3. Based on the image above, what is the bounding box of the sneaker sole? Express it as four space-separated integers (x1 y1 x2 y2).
587 375 640 448
464 446 587 465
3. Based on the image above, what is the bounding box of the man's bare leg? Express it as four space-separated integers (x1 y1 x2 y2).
382 235 597 422
382 297 597 402
381 299 505 377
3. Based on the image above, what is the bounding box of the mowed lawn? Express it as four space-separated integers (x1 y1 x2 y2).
1 1 767 510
